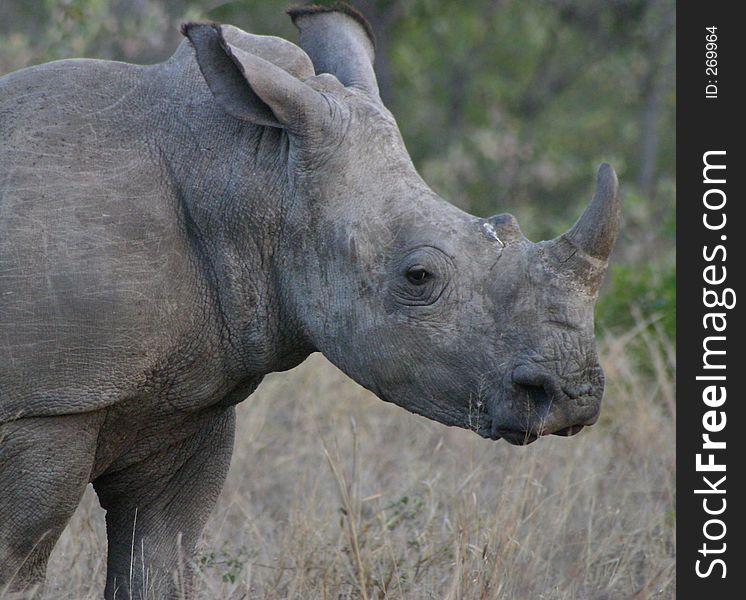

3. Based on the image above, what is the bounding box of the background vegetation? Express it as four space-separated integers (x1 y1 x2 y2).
1 1 675 598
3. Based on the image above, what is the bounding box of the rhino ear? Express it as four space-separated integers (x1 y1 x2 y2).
182 22 326 133
287 4 380 103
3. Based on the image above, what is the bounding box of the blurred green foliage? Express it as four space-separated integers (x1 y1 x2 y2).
0 0 674 335
598 264 675 338
597 185 675 341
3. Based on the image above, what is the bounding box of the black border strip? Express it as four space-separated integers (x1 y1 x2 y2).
677 1 744 596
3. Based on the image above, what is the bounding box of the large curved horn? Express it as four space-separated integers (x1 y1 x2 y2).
287 3 380 103
562 163 621 262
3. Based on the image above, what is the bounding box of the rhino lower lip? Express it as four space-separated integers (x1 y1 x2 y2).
552 425 585 437
495 428 539 445
492 424 586 444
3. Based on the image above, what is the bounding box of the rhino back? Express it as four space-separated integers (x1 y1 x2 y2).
0 58 225 422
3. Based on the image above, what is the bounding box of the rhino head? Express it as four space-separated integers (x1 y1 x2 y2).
183 5 620 445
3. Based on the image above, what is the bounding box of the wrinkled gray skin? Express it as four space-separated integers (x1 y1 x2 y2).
0 6 620 599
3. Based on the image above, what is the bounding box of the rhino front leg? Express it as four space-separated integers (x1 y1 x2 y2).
0 412 102 597
93 406 235 600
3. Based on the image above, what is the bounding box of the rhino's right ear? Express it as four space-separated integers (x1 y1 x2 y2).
182 22 326 134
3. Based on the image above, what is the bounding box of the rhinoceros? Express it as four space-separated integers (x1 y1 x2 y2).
0 4 620 598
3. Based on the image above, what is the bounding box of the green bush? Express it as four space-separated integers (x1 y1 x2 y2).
597 262 675 338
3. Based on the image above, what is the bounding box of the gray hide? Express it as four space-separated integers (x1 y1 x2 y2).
0 5 620 599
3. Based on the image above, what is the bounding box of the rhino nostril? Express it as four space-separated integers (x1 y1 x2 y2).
515 383 551 407
512 365 548 388
511 366 561 402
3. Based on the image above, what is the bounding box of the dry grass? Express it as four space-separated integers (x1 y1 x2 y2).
39 327 675 599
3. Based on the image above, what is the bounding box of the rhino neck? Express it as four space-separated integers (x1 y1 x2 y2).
145 48 316 380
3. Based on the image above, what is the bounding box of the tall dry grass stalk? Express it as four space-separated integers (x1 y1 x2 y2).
33 322 675 599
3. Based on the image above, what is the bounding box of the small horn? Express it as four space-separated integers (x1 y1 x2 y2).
563 163 621 261
287 3 380 103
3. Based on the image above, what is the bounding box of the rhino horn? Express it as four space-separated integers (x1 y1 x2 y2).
558 163 621 263
287 3 380 102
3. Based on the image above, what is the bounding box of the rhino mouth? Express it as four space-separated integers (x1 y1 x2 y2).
553 424 586 436
489 423 585 446
493 428 539 445
483 372 599 445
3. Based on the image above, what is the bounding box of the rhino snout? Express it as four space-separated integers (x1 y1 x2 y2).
489 364 602 445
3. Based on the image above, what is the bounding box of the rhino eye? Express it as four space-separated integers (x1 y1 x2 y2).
406 265 431 285
390 246 451 308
